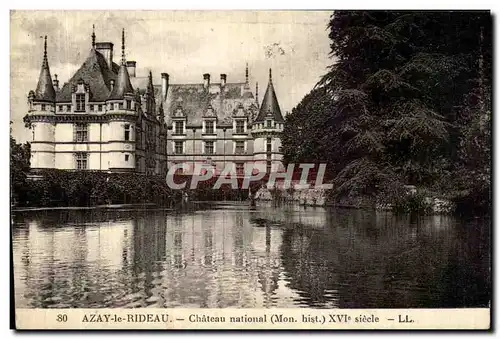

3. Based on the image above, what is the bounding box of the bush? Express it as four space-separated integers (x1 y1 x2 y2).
14 169 179 208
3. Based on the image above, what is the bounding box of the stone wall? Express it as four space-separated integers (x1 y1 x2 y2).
255 185 328 206
254 184 454 214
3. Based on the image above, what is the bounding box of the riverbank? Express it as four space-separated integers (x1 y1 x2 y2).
254 185 456 215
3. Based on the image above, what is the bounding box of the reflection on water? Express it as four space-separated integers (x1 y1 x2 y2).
12 204 490 308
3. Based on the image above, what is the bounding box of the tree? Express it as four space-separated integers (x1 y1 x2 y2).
283 11 491 213
10 127 31 205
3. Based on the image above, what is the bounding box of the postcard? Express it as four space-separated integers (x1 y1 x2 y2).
10 9 491 330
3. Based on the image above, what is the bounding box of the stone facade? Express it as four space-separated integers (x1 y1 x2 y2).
25 29 285 176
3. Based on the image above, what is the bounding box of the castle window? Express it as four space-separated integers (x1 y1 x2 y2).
236 163 244 175
205 121 215 134
67 104 71 111
119 102 123 109
89 105 94 112
126 100 131 110
58 105 63 112
98 104 103 112
174 141 184 155
266 120 272 128
75 152 88 170
124 124 130 141
204 141 215 155
235 141 245 154
235 120 245 134
74 123 88 142
109 103 114 111
125 154 129 162
174 121 184 135
266 138 272 153
41 104 46 111
75 94 85 112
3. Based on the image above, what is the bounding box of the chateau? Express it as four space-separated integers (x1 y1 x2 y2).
26 28 285 176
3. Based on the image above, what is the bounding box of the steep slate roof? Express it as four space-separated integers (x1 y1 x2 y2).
140 81 254 126
242 91 254 99
56 48 119 102
241 81 254 100
34 36 56 102
165 84 213 125
254 69 284 123
108 63 134 100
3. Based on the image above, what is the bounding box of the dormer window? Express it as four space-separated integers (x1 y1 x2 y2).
119 102 123 110
205 121 215 134
174 121 185 135
41 104 46 111
266 120 272 128
109 103 114 111
67 105 71 111
98 104 103 112
235 120 245 134
75 94 85 112
126 100 131 110
58 105 63 112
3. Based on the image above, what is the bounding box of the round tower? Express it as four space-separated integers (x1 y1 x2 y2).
251 69 285 174
28 36 56 169
105 29 137 172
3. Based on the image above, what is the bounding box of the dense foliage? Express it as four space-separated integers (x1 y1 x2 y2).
282 11 491 214
10 134 263 207
10 133 182 208
12 168 182 208
10 134 31 205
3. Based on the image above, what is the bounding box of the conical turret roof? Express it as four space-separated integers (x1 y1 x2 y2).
108 64 134 100
254 69 284 123
34 36 56 102
108 29 134 100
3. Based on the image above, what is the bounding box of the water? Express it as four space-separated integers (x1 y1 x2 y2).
12 203 490 309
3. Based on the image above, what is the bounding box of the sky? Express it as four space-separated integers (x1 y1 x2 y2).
10 10 333 142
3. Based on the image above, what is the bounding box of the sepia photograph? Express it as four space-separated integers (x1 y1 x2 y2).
9 9 491 330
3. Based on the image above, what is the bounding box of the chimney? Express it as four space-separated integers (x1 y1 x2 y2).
53 74 59 91
220 74 227 87
110 79 115 91
126 61 136 77
203 73 210 90
95 42 114 68
161 73 169 100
